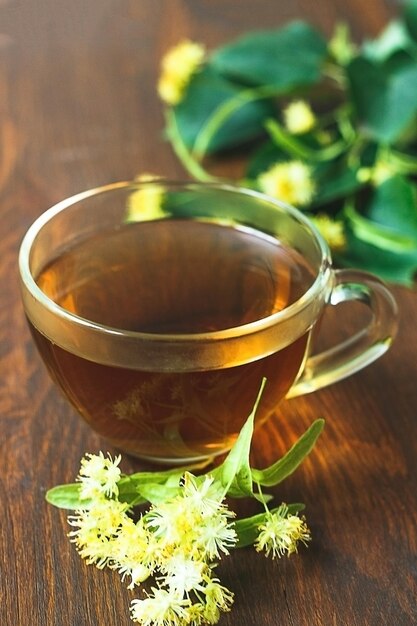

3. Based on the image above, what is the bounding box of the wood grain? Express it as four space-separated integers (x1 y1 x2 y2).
1 1 416 625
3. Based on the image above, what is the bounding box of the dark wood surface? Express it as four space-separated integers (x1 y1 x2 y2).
1 1 416 625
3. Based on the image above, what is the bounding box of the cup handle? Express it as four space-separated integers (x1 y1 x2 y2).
286 269 398 399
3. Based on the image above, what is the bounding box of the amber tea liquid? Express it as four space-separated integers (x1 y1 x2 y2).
31 219 315 461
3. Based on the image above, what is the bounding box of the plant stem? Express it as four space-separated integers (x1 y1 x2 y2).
265 118 351 162
191 84 283 160
386 149 417 174
344 200 417 251
164 109 219 182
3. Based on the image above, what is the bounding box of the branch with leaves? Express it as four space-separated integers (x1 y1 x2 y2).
157 2 417 287
47 381 324 626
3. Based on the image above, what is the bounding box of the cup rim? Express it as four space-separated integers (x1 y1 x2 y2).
19 179 333 343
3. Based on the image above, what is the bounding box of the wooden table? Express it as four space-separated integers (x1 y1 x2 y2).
1 1 416 624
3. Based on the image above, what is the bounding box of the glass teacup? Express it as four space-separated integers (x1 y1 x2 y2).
19 181 398 463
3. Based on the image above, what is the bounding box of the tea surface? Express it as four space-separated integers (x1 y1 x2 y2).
37 219 314 332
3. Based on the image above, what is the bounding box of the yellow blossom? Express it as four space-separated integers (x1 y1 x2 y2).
110 516 154 588
182 472 225 516
255 504 311 559
162 553 206 594
203 577 234 611
68 499 129 567
146 497 195 548
126 174 166 223
183 602 207 624
311 213 347 252
258 161 315 207
357 161 395 187
158 39 206 105
145 473 237 561
194 510 237 559
283 100 316 135
130 587 190 625
372 162 395 186
77 451 121 500
328 22 358 65
62 443 314 626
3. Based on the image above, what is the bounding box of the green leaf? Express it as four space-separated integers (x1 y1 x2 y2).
136 483 181 505
246 140 289 179
366 175 417 238
312 159 362 207
45 483 90 510
216 412 254 496
251 419 324 487
362 20 413 62
117 469 185 505
172 66 275 153
404 0 417 43
338 214 417 286
264 118 320 161
46 468 189 510
235 503 305 548
216 379 266 497
347 55 417 143
344 198 417 251
211 21 327 88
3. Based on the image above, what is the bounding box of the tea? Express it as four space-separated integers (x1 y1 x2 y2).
31 219 315 461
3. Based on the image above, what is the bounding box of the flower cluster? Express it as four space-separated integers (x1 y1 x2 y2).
48 391 323 626
65 449 312 626
77 450 122 499
258 160 315 208
125 173 166 223
157 38 346 254
310 213 346 252
255 504 311 559
283 100 316 136
156 7 417 286
158 40 206 106
70 459 236 624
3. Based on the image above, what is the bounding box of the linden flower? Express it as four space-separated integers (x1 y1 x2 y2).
162 553 206 594
61 445 315 626
77 451 122 500
130 587 190 626
203 577 234 616
194 510 237 559
283 100 316 135
146 473 237 561
372 161 395 186
146 497 194 548
68 498 129 568
126 174 166 223
183 602 207 624
328 22 358 66
255 504 311 559
258 161 315 207
182 473 226 517
158 39 206 105
357 161 396 187
311 213 347 252
110 516 155 588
